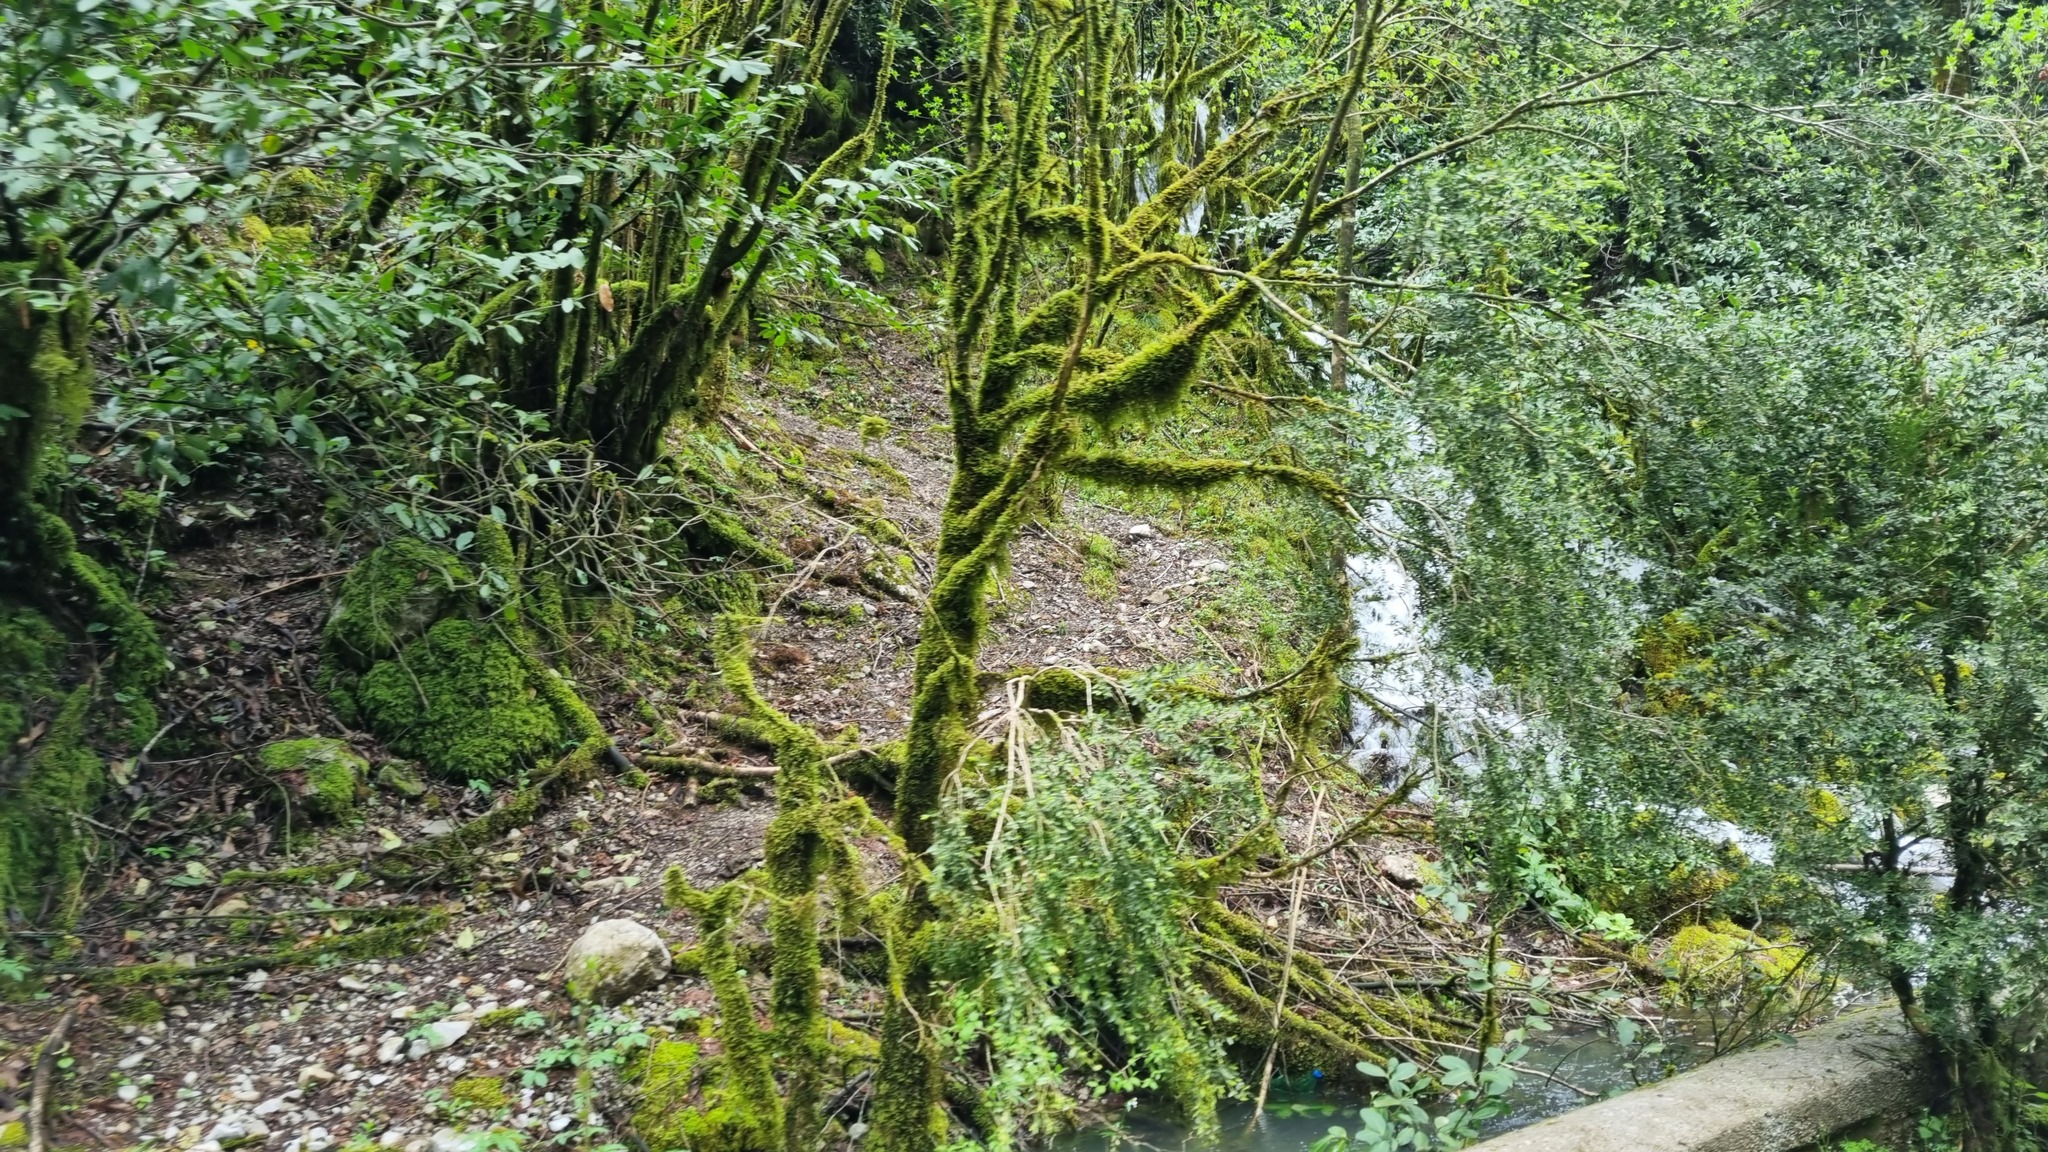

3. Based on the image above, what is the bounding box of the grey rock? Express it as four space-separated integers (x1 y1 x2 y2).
560 918 670 1005
431 1129 483 1152
1377 852 1426 889
376 1035 406 1065
421 1019 470 1051
419 819 457 838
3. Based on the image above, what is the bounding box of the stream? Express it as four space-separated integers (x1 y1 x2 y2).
1062 1019 1718 1152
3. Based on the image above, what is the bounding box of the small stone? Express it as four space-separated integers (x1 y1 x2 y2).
421 1020 470 1051
231 1089 262 1103
407 1038 431 1062
117 1084 142 1103
118 1052 146 1070
1126 523 1156 538
380 1132 407 1148
405 1142 430 1152
298 1066 334 1088
419 819 457 838
338 976 372 993
244 970 271 991
374 761 429 800
431 1129 482 1152
253 1098 286 1117
1377 852 1426 889
376 1036 405 1065
212 897 253 918
848 1122 870 1141
559 918 670 1006
208 1114 269 1143
305 1127 334 1152
548 1115 573 1134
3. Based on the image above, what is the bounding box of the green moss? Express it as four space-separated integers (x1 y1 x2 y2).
1081 533 1119 600
323 539 473 672
352 618 565 782
258 738 368 820
631 1039 704 1151
0 604 61 749
112 993 165 1024
448 1075 510 1112
3 682 102 925
474 1006 523 1030
0 1120 23 1148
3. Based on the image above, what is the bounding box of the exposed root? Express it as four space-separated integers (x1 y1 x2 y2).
55 908 447 986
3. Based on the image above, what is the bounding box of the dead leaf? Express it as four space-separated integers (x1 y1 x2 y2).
596 281 614 312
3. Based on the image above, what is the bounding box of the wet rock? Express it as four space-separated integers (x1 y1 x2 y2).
561 919 670 1005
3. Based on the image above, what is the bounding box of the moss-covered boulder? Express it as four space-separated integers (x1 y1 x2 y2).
258 737 368 820
324 539 473 672
350 618 564 782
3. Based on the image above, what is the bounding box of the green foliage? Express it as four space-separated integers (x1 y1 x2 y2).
928 682 1268 1141
1310 1042 1525 1152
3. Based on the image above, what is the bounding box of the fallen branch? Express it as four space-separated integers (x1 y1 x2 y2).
640 754 779 780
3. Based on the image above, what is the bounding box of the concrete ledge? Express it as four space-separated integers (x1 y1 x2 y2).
1469 1008 1930 1152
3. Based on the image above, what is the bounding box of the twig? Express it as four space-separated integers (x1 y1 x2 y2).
237 569 351 603
29 999 90 1152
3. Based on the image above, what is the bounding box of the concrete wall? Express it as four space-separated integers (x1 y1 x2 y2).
1468 1008 1930 1152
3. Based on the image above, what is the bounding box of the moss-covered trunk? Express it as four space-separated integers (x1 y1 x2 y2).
0 239 166 930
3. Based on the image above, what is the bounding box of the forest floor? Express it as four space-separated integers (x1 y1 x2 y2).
0 318 1647 1152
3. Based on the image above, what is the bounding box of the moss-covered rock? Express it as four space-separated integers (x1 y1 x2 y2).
1663 920 1804 996
448 1075 510 1112
350 618 565 782
374 760 429 800
324 539 473 672
258 738 368 820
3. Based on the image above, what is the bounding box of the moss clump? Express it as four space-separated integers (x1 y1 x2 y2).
374 760 429 800
112 993 165 1024
350 618 565 782
0 1120 23 1148
1663 920 1803 996
474 1006 524 1030
323 539 473 673
631 1038 703 1151
1080 533 1119 600
448 1075 510 1112
258 738 367 819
